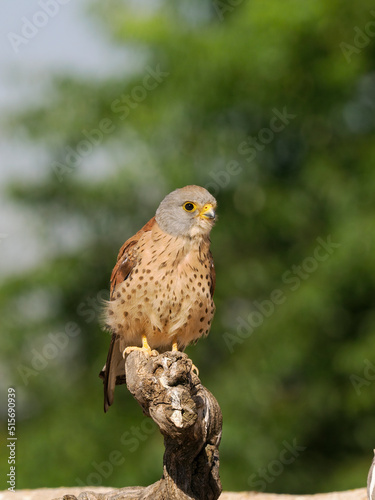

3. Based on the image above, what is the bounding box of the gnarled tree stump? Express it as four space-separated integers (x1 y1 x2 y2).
59 350 222 500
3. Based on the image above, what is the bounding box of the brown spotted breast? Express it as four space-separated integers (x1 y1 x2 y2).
105 219 215 352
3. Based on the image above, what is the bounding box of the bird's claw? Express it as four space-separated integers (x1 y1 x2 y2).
123 346 159 358
191 363 199 377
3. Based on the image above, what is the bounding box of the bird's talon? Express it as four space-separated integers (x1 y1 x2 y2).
123 345 159 358
123 346 137 358
191 363 199 376
123 335 159 359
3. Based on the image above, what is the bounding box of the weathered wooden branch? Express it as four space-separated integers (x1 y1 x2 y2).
9 489 369 500
59 350 222 500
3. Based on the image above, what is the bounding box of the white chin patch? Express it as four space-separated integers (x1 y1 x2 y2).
189 218 211 237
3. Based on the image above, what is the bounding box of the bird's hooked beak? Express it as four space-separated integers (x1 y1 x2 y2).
199 203 216 220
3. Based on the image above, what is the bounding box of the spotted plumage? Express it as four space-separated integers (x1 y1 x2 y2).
100 185 217 412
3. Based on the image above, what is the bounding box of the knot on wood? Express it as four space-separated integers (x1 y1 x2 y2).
126 351 200 437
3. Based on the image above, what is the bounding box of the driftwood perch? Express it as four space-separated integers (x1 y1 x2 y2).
60 350 222 500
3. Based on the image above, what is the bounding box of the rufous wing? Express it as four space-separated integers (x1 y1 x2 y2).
100 217 156 412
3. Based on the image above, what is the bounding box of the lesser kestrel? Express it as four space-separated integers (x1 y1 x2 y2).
100 185 217 412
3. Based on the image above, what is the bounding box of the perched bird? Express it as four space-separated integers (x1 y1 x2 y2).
100 185 217 412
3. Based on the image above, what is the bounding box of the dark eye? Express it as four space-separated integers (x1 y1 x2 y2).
183 202 196 212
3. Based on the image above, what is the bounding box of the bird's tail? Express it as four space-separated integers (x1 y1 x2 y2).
99 333 126 412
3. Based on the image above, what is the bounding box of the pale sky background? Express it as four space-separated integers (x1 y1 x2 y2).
0 0 130 277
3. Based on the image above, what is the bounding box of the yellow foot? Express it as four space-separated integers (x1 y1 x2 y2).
123 335 158 358
122 346 159 357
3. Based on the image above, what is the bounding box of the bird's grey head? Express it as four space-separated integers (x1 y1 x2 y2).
155 185 217 238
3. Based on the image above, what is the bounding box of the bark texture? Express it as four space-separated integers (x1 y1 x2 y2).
0 488 367 500
58 350 222 500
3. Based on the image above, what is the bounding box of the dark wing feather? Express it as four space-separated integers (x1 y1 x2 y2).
100 217 156 412
110 217 156 298
99 334 125 412
109 240 138 299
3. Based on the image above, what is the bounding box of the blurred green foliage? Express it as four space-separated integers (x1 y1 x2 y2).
1 0 375 494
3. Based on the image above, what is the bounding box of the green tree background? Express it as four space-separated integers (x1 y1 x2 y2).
1 0 375 494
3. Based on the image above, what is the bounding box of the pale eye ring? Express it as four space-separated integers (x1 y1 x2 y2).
183 202 196 212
